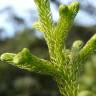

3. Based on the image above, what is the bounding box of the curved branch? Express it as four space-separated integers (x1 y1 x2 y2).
79 34 96 63
73 34 96 77
0 48 56 76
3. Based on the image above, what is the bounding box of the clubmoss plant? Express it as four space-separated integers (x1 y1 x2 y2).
1 0 96 96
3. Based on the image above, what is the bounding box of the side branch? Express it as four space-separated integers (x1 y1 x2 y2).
73 34 96 76
34 0 53 33
54 2 79 49
52 2 79 64
34 0 55 60
0 48 55 76
79 34 96 63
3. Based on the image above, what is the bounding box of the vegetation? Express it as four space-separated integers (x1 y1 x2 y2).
1 0 96 96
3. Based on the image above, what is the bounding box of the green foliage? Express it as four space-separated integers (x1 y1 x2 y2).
78 55 96 96
1 0 96 96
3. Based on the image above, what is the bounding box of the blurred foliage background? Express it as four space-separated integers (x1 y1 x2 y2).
0 0 96 96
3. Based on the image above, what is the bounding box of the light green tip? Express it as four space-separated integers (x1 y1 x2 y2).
72 40 83 50
68 1 80 13
59 1 79 18
0 53 16 62
59 5 68 15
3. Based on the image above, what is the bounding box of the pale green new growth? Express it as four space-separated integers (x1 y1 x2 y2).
1 0 96 96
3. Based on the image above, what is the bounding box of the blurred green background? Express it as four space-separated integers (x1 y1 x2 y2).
0 0 96 96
